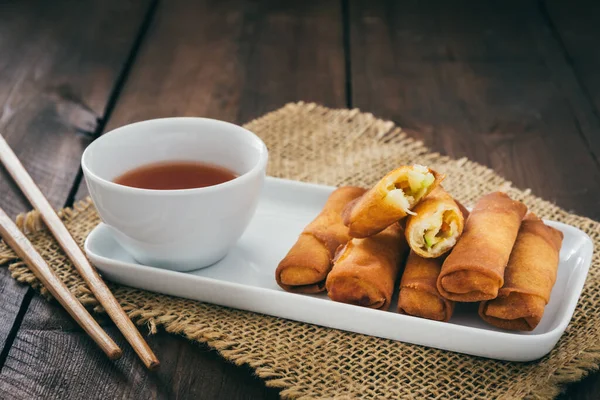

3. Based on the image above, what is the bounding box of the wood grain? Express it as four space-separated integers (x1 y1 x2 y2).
0 271 29 358
0 135 157 368
0 0 154 394
0 298 279 399
104 0 345 128
0 207 121 360
558 371 600 400
349 0 600 220
0 0 147 217
544 0 600 157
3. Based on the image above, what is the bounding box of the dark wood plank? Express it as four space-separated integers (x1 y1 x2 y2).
558 372 600 400
0 0 145 217
0 0 153 379
0 298 278 400
0 0 138 358
544 0 600 158
0 274 30 356
350 1 600 398
103 0 346 129
350 0 600 221
12 0 344 398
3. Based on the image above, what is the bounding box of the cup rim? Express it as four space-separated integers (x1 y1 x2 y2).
81 117 268 196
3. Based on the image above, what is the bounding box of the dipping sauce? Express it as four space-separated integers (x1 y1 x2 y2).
114 161 237 190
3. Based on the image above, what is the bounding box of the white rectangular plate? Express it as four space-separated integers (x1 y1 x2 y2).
85 177 593 361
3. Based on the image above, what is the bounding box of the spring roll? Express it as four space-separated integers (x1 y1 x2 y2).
342 165 444 238
436 192 527 302
398 251 454 321
405 187 466 258
276 186 367 293
325 223 408 310
479 214 563 331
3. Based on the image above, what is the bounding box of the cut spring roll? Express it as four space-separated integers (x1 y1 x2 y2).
405 187 466 258
276 186 366 293
437 192 527 302
326 223 408 310
342 165 444 238
398 251 454 322
479 214 563 331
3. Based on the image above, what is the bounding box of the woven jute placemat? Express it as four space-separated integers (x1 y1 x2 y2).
1 102 599 399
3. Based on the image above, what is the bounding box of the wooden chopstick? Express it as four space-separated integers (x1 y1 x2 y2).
0 207 122 360
0 135 159 370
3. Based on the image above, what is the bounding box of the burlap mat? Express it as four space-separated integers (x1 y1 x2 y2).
1 102 599 399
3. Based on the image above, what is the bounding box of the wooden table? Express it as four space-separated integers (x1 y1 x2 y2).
0 0 598 398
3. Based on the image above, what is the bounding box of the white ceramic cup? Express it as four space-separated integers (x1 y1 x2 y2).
81 117 268 272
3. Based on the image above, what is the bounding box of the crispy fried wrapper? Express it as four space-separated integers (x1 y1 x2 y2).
326 223 408 310
342 165 444 238
436 192 528 302
398 251 454 322
479 214 563 331
276 186 366 293
405 187 466 258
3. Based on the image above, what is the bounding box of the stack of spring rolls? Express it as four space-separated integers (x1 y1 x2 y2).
276 164 564 332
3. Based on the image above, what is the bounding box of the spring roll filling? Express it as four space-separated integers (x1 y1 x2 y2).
384 165 435 214
411 208 459 252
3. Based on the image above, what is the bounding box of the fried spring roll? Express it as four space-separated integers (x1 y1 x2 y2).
436 192 528 302
276 186 366 293
342 165 444 238
479 214 563 331
405 187 466 258
398 251 454 321
325 223 408 310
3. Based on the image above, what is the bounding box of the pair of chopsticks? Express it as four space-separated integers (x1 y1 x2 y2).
0 135 159 369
